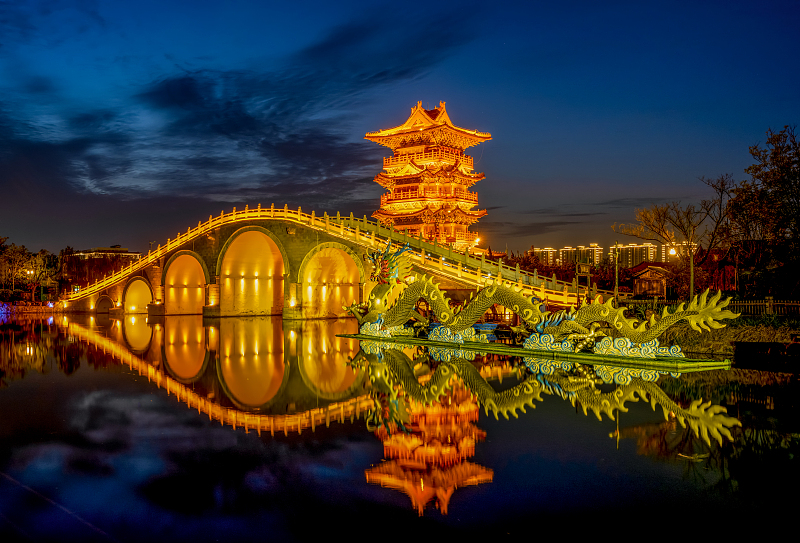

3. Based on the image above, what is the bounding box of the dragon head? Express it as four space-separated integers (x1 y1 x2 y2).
365 241 412 285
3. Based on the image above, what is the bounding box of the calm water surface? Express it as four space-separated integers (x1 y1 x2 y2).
1 314 797 541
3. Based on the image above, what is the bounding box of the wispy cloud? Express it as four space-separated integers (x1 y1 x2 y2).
0 6 480 216
593 196 681 208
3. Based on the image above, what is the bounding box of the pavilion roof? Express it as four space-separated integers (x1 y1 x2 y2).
374 164 484 188
365 101 491 150
373 205 486 224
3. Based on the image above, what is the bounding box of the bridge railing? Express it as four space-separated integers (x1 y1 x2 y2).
333 213 615 303
621 296 800 317
63 204 614 305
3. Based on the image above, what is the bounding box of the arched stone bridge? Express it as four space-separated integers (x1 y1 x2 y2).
62 204 612 318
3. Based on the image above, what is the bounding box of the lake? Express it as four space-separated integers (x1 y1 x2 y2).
1 314 797 541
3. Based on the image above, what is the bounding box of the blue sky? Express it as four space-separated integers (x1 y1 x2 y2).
1 0 798 254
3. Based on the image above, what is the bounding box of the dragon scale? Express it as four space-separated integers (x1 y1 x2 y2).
381 275 543 332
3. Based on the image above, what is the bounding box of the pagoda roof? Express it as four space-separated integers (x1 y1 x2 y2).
374 205 487 224
374 164 484 189
366 101 491 150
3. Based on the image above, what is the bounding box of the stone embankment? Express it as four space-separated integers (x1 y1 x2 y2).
662 322 799 357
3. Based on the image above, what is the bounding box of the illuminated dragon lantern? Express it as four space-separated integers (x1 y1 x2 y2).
345 242 739 358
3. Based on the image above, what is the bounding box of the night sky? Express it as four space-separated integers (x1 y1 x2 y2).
1 0 798 255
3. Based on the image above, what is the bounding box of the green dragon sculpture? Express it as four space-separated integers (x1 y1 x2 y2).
345 241 739 357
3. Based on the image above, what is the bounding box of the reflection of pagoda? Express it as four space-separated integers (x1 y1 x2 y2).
365 101 491 250
365 381 493 515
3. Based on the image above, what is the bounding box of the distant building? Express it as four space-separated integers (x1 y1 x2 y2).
631 263 669 298
558 246 575 265
70 246 141 262
61 246 141 293
609 243 658 268
576 243 603 265
530 247 558 266
531 244 603 266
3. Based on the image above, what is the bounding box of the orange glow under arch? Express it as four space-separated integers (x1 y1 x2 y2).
220 230 285 316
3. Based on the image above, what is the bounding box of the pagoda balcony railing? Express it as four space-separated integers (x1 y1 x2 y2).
384 149 473 170
381 192 479 206
421 231 478 245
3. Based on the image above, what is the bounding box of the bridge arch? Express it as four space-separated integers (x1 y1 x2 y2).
95 295 114 314
217 226 288 316
297 242 364 318
162 250 209 315
122 276 153 313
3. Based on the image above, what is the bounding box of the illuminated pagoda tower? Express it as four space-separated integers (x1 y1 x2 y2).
365 101 491 250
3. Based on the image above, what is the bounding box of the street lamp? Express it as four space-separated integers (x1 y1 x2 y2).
612 242 621 307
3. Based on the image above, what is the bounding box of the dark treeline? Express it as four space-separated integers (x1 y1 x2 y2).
0 241 132 303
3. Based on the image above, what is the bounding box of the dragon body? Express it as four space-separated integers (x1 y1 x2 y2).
381 276 544 331
571 291 739 344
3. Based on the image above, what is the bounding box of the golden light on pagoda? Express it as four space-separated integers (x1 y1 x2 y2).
365 380 493 515
366 101 490 250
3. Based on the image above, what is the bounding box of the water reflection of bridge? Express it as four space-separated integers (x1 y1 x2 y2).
58 314 520 437
62 315 375 435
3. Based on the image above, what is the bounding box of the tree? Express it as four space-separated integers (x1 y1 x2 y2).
612 175 733 299
730 125 800 296
2 244 30 291
743 125 799 243
26 250 57 302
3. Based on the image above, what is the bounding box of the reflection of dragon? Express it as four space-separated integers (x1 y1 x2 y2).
354 347 741 447
346 242 739 355
352 349 544 425
536 366 741 446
